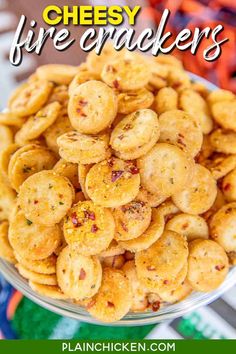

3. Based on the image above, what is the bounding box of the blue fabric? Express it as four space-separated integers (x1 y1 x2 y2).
0 276 17 339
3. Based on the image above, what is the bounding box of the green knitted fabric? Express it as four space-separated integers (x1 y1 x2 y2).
12 298 155 339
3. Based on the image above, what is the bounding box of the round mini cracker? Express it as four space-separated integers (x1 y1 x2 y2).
0 124 13 151
179 88 213 134
68 70 100 95
122 261 148 312
57 131 111 164
101 56 151 91
166 214 209 242
44 113 73 154
63 201 115 256
86 267 132 322
47 84 69 107
211 101 236 131
167 67 191 91
110 109 160 159
158 278 192 303
18 170 75 226
209 203 236 253
53 159 80 190
142 262 188 295
202 187 226 221
85 158 140 207
137 143 193 197
119 207 165 252
29 281 68 300
9 209 62 260
117 88 154 115
210 129 236 155
16 263 57 285
0 144 18 180
0 221 16 263
9 147 57 192
68 80 118 135
8 143 42 174
86 42 122 75
187 239 229 292
158 110 203 157
114 200 152 241
155 87 178 115
36 64 79 85
78 163 93 200
8 80 53 117
207 154 236 180
135 231 188 286
0 173 16 221
56 246 102 300
0 112 26 127
15 252 57 274
222 169 236 202
172 164 217 215
15 101 61 144
207 89 235 106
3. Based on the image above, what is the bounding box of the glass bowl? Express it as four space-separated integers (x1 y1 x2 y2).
1 73 236 326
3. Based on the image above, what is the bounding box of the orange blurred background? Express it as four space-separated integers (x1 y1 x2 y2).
145 0 236 92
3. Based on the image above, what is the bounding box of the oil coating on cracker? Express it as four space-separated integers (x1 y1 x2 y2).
0 49 236 323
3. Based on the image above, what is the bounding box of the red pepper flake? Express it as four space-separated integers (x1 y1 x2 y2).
91 224 99 233
118 134 124 140
71 212 82 228
107 301 115 308
147 266 156 271
78 99 88 107
34 200 39 205
79 268 86 280
123 123 132 131
76 107 87 117
121 205 129 212
177 138 186 147
84 210 96 220
124 251 135 261
164 214 174 223
163 280 169 285
107 158 115 167
106 65 117 73
151 301 160 312
223 183 231 191
59 194 63 199
121 222 128 232
182 222 189 230
172 82 181 89
225 207 233 214
129 166 139 175
215 265 225 271
111 256 118 268
111 170 123 182
194 152 201 163
113 80 119 89
86 300 96 309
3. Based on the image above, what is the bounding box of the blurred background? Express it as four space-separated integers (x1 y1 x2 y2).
0 0 236 339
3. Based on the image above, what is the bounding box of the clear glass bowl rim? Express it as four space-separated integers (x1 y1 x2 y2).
1 72 235 327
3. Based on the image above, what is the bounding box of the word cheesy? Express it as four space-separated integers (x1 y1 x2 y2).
42 5 141 26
